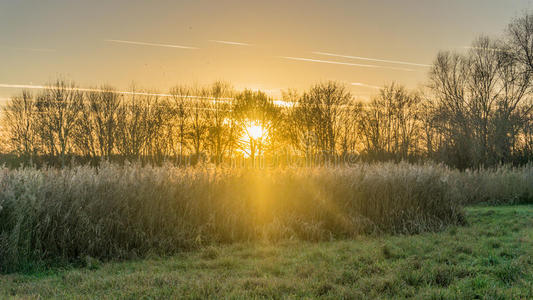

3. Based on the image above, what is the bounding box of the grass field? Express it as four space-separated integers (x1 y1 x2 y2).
1 205 532 299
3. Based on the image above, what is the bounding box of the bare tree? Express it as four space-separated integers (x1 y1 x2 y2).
205 81 235 165
294 81 351 158
338 101 363 156
188 87 210 163
35 80 84 165
115 88 164 160
429 36 532 167
2 90 38 160
169 85 192 159
91 87 122 159
357 83 421 161
73 97 97 159
507 11 533 74
232 90 280 162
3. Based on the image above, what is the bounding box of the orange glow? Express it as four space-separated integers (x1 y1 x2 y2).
245 124 265 140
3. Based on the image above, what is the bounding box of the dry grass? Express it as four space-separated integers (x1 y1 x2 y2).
0 162 466 273
455 165 533 205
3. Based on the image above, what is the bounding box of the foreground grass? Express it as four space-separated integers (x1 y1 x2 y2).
1 206 532 299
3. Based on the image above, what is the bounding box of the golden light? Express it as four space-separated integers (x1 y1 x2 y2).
237 120 271 158
237 121 270 158
245 124 265 140
273 100 296 108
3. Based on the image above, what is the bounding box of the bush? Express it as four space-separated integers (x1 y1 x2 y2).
0 162 465 272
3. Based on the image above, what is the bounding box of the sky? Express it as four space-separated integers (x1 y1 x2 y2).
1 0 532 101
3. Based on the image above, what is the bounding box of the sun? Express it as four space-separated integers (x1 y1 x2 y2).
245 124 264 140
238 120 271 158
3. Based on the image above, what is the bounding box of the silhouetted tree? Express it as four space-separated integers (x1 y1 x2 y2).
2 90 38 160
35 80 84 165
294 81 351 159
232 90 280 162
205 81 236 164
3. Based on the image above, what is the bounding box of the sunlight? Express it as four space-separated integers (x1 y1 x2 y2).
273 100 296 108
245 124 265 140
238 121 270 158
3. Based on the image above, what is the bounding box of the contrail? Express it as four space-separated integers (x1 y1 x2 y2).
351 82 382 89
0 83 233 100
0 83 298 108
209 40 251 46
1 46 55 52
280 56 415 71
313 51 431 68
105 39 198 50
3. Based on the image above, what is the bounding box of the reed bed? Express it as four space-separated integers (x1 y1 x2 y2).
2 162 517 272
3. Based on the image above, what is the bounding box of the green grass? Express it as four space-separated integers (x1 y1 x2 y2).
1 206 532 299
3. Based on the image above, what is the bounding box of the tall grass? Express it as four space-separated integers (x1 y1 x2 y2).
0 162 474 272
455 165 533 205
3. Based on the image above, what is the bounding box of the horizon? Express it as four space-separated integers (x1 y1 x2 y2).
1 0 532 101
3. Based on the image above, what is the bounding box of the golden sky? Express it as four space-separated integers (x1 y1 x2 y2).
0 0 531 100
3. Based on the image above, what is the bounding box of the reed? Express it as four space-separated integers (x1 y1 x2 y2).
0 162 472 272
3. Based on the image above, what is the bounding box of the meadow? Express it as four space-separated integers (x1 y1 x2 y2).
1 205 532 299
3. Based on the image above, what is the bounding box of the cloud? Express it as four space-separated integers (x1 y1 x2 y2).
280 56 414 71
0 83 234 100
351 82 382 89
209 40 251 46
313 51 431 68
0 84 296 107
0 83 44 89
105 39 198 50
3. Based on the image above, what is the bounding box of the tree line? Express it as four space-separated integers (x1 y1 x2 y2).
4 13 533 169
